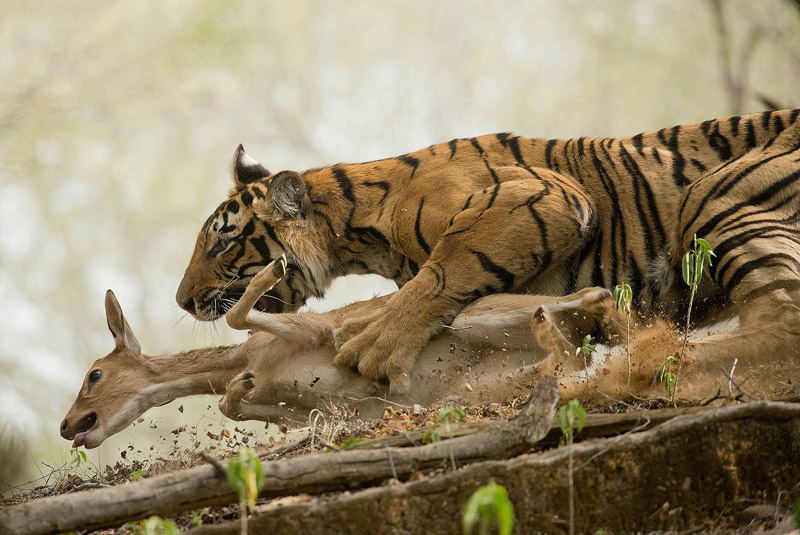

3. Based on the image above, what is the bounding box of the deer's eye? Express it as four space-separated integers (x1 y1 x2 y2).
89 370 102 383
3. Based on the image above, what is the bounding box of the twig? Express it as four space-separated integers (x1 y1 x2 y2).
66 483 111 493
401 430 421 447
727 358 738 397
198 452 226 479
440 324 472 331
342 395 413 410
386 450 398 481
718 366 758 401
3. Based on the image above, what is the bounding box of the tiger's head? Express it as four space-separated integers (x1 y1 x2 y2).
176 145 331 320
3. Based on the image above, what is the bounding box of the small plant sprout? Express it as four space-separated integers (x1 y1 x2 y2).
461 479 515 535
190 510 204 527
557 399 586 446
659 356 678 399
422 428 441 444
438 405 467 433
438 404 467 470
614 283 633 389
226 447 266 535
558 399 586 535
69 448 87 467
674 234 715 403
576 334 598 384
130 516 180 535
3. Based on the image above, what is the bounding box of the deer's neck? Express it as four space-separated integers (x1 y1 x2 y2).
142 345 245 406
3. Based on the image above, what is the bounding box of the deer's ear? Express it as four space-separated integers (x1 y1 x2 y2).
232 144 270 188
104 290 141 354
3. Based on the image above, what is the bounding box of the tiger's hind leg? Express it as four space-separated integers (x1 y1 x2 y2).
674 117 800 394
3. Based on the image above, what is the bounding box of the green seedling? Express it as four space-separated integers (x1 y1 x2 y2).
438 405 467 433
674 234 715 403
576 334 598 384
324 437 366 453
422 429 441 444
338 437 364 450
558 399 586 535
461 479 515 535
69 448 87 466
793 497 800 529
659 356 679 399
129 516 179 535
614 283 633 389
226 447 265 535
190 510 204 527
441 404 466 470
558 399 586 445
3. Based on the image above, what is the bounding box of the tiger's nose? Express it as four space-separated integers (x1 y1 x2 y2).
179 298 197 314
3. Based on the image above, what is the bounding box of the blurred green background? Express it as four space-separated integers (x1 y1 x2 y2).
1 0 799 493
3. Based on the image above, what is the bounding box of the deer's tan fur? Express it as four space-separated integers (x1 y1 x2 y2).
62 258 800 449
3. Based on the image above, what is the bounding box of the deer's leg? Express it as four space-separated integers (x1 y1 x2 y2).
218 371 257 421
218 370 306 424
226 255 333 347
226 255 287 331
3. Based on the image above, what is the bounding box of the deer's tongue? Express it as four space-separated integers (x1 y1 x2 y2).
72 432 87 448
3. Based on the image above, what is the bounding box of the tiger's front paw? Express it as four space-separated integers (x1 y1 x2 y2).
333 309 428 393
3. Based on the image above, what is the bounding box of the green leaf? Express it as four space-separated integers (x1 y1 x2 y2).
422 430 441 444
338 437 365 450
225 447 265 509
462 480 515 535
682 251 695 287
557 405 570 440
438 405 467 426
492 484 515 535
575 403 586 434
614 286 624 310
461 492 480 534
143 516 179 535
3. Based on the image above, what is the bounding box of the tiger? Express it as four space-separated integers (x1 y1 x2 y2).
176 109 800 392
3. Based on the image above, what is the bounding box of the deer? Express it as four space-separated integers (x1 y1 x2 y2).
61 256 799 449
59 256 623 449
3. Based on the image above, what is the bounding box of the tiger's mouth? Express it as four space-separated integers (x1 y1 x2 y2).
254 291 286 314
218 289 286 315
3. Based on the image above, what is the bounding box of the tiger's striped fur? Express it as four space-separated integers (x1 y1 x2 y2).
176 109 800 391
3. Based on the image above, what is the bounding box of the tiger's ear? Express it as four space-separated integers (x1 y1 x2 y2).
232 144 270 188
255 171 308 222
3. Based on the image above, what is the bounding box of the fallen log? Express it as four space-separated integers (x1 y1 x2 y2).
0 376 560 535
195 400 800 535
352 404 712 450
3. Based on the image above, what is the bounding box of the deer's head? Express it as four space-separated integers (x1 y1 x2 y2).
60 291 165 449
